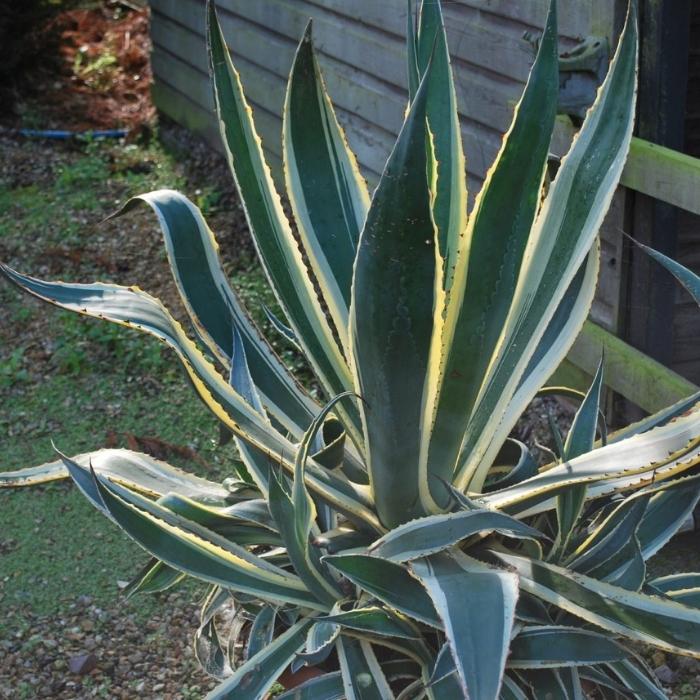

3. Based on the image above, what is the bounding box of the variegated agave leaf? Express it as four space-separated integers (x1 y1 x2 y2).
4 1 700 699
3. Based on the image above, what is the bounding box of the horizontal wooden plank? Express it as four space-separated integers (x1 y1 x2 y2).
196 0 615 51
621 138 700 216
566 320 698 413
456 0 616 39
214 0 540 85
151 46 285 171
152 79 283 179
151 9 404 144
151 40 391 181
152 0 522 138
151 9 505 181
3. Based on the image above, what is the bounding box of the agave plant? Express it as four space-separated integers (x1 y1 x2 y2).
3 0 700 697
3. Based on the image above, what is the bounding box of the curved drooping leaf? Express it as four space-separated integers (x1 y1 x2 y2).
92 472 325 610
246 605 277 661
605 659 666 700
284 21 370 347
507 626 627 668
0 448 228 500
481 405 700 517
157 492 283 547
637 479 700 559
411 552 518 700
608 389 700 443
206 2 362 446
426 0 558 491
648 574 700 609
484 439 538 492
206 617 314 700
350 55 438 527
0 457 69 487
567 492 649 573
337 636 395 700
268 469 340 606
324 554 441 628
312 526 373 554
650 573 700 594
218 498 277 531
368 508 543 563
275 671 344 700
123 558 185 598
293 618 339 671
114 189 316 437
0 264 379 526
496 551 700 657
270 394 351 605
456 3 638 492
322 606 420 641
195 586 233 680
64 448 229 507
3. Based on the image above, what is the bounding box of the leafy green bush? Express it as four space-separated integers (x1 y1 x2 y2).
3 1 700 698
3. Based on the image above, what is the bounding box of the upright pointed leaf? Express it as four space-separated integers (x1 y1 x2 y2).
456 3 638 491
415 0 467 287
350 61 438 527
553 357 605 557
633 238 700 305
426 0 559 492
564 359 605 460
206 2 362 446
406 1 419 101
284 22 370 347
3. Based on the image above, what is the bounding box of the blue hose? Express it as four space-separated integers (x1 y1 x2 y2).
16 128 128 139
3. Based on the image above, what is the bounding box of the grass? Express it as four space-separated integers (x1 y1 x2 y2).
0 135 236 617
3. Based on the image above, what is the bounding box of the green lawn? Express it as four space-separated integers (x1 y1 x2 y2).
0 134 246 618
